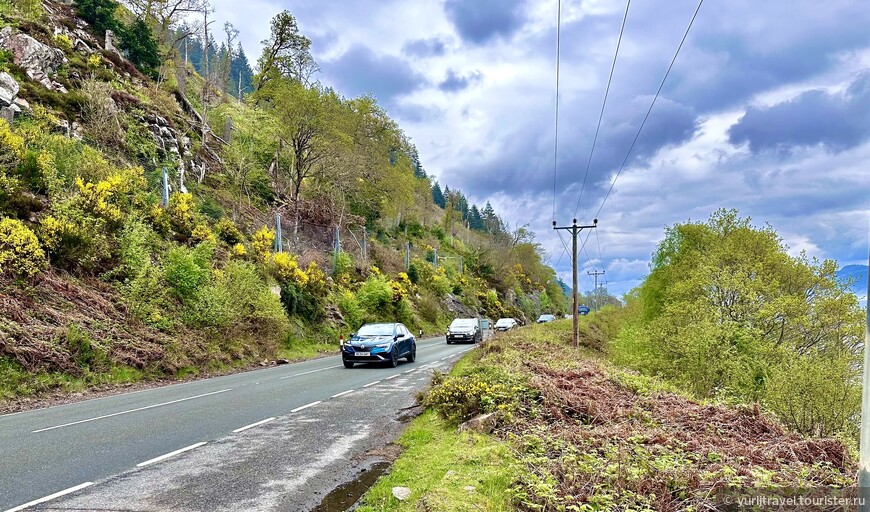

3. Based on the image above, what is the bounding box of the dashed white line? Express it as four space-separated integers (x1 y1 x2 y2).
384 374 399 380
232 417 275 433
280 365 342 379
331 389 354 398
403 369 415 374
136 442 207 468
290 401 322 413
32 389 232 433
362 381 381 388
4 482 94 512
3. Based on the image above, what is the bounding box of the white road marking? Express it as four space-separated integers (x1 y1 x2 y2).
290 401 322 413
31 389 232 433
362 381 381 388
403 369 415 374
331 389 354 398
4 482 94 512
136 442 207 467
280 365 342 379
384 374 399 380
232 417 276 433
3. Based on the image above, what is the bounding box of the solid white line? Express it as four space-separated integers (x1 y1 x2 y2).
136 442 207 467
32 389 232 433
384 374 399 380
279 365 342 379
290 401 322 413
331 389 354 398
4 482 94 512
232 417 276 433
362 381 381 388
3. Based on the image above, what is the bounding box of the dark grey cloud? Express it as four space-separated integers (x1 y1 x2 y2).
320 45 427 105
438 69 483 93
443 0 528 44
402 36 450 58
728 73 870 153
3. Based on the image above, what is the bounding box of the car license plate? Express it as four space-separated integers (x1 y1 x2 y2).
355 352 370 357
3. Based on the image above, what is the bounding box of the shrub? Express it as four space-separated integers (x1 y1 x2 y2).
65 324 108 370
220 260 287 329
332 251 354 277
357 275 393 317
54 34 73 53
336 290 364 329
163 244 210 300
271 252 307 286
0 119 24 171
231 243 246 257
18 150 63 197
423 370 528 425
250 226 275 262
122 262 170 328
191 223 217 244
74 0 119 35
215 217 243 245
117 218 154 278
168 192 195 236
0 218 47 277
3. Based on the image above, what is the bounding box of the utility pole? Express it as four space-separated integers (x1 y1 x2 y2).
588 270 605 310
275 212 282 252
433 248 438 269
553 218 598 349
858 221 870 510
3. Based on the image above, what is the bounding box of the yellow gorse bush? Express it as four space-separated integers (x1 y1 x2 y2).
75 167 146 223
231 243 247 257
0 218 48 277
168 192 194 228
251 226 275 262
271 252 308 286
38 215 75 252
0 119 24 169
191 223 217 244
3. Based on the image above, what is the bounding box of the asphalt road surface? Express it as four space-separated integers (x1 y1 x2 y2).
0 335 478 511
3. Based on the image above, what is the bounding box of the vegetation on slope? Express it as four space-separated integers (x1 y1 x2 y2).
0 0 566 402
363 321 855 511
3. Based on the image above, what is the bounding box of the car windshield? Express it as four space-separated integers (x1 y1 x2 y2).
357 324 394 336
450 319 476 329
538 315 553 321
495 318 513 326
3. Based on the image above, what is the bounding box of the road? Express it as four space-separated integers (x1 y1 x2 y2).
0 335 477 511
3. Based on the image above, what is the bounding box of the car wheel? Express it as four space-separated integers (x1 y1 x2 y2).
389 347 399 367
406 343 416 363
446 339 452 344
343 360 354 369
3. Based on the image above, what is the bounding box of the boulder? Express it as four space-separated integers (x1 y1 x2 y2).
0 27 66 88
391 487 411 501
0 72 19 107
457 411 500 435
0 106 13 124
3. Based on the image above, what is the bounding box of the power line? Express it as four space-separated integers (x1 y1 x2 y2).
551 0 563 223
572 0 632 219
595 0 705 220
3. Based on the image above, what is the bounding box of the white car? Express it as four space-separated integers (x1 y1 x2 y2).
494 318 518 331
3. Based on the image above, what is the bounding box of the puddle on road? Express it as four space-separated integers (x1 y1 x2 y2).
311 462 390 512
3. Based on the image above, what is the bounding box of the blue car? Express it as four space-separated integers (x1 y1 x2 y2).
341 322 417 368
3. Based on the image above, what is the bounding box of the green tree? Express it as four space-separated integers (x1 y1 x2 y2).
255 10 318 90
74 0 119 34
119 18 161 78
431 182 446 208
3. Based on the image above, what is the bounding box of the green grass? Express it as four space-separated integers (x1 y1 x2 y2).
0 357 147 401
356 409 517 512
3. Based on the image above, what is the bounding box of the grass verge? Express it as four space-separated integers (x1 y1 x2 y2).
356 409 517 511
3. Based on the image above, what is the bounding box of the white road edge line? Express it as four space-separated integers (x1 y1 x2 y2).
384 374 399 380
290 401 322 413
4 482 94 512
32 389 232 433
232 417 276 433
331 389 354 398
279 365 342 379
136 442 207 467
362 381 381 388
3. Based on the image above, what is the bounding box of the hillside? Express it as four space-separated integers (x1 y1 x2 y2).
0 0 566 403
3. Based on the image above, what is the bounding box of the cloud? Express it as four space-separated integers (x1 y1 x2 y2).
319 45 427 105
443 0 528 44
727 73 870 153
438 69 483 93
402 36 450 58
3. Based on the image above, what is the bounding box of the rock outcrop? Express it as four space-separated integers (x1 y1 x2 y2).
0 27 67 91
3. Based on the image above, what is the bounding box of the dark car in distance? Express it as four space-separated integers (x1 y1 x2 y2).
446 318 482 344
341 323 416 368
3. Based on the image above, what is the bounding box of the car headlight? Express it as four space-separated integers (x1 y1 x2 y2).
375 343 390 348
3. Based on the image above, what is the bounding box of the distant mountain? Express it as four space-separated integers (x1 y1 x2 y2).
837 265 868 302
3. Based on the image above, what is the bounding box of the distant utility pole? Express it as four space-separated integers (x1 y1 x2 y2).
553 218 598 349
274 212 282 252
588 269 605 310
362 226 367 264
858 221 870 510
405 242 411 270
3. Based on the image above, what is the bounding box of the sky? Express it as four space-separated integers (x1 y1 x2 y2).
211 0 870 298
